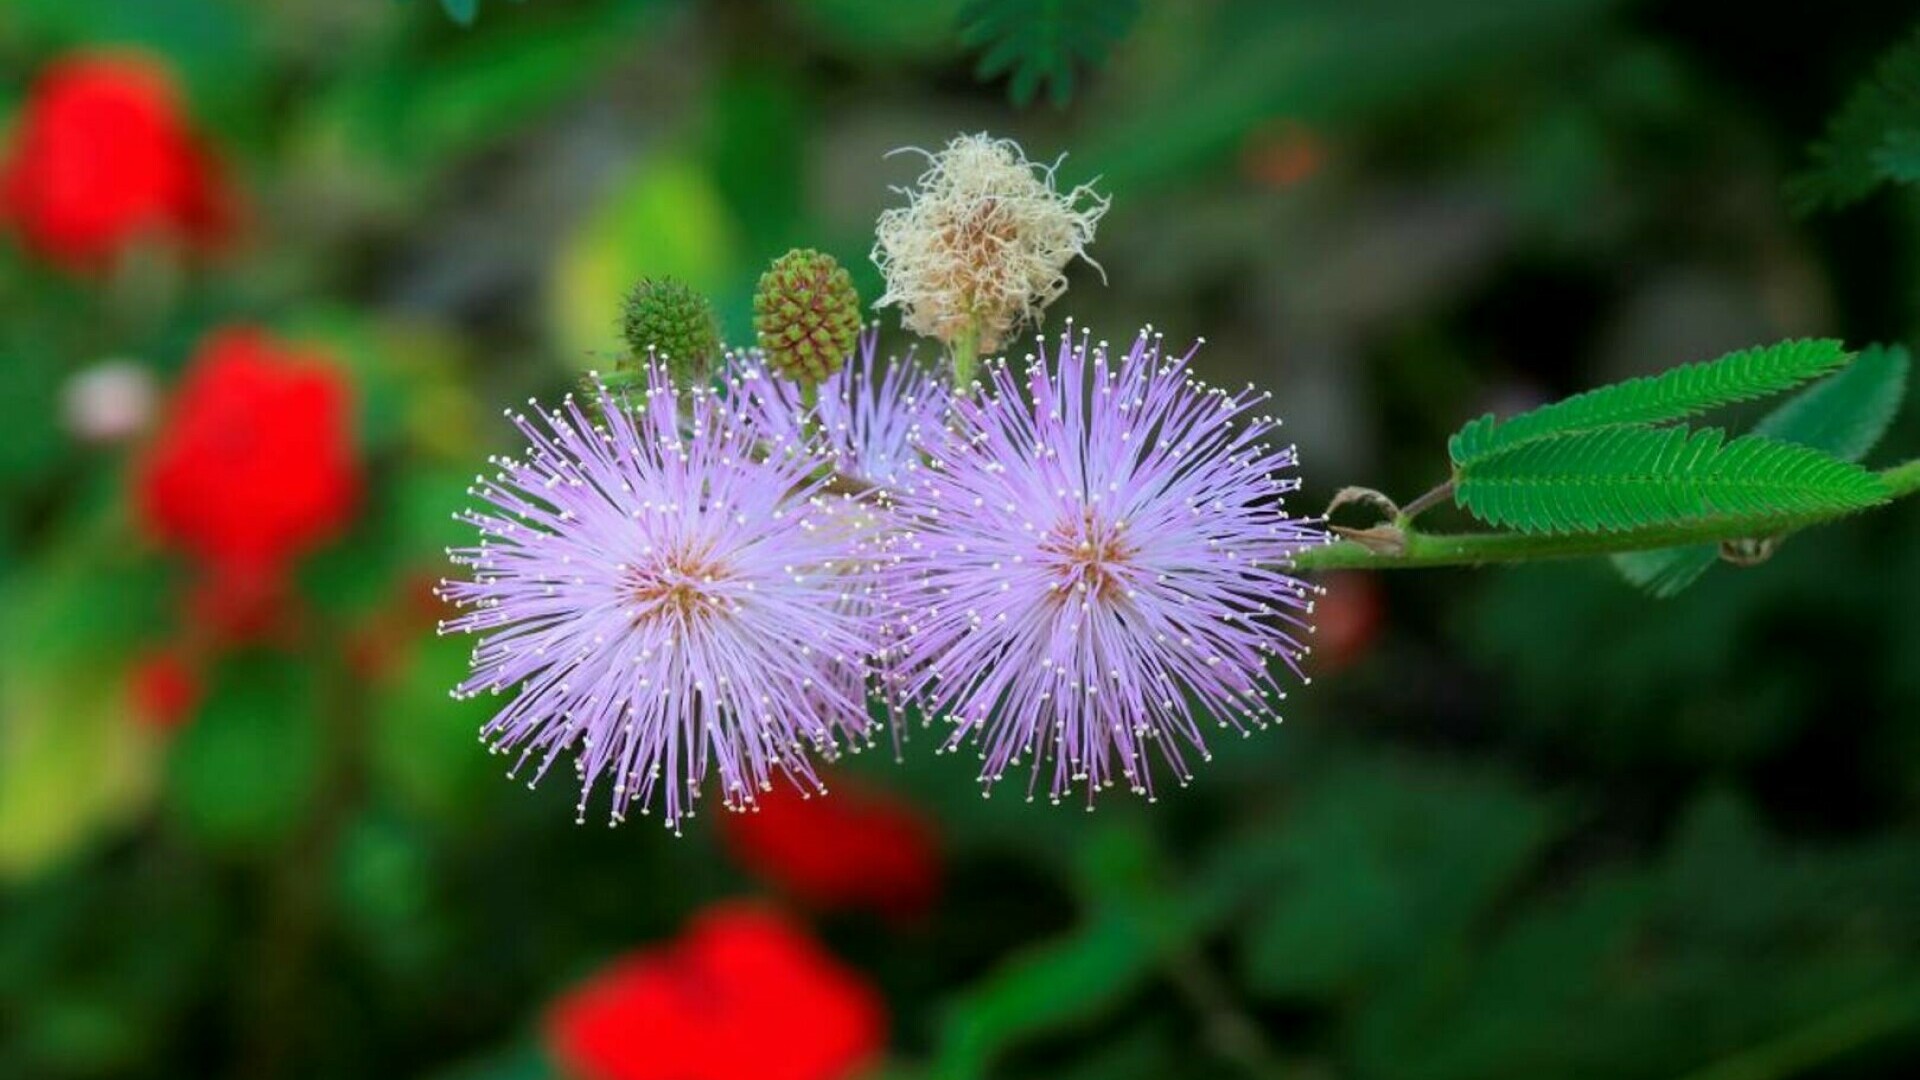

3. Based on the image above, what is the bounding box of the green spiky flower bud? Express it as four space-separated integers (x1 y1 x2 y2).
753 248 862 390
619 277 720 386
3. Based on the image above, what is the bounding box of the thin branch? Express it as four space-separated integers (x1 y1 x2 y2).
1395 479 1455 523
1162 945 1295 1080
1290 457 1920 572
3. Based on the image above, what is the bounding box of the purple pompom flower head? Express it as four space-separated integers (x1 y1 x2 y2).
890 324 1325 805
437 367 883 832
728 327 950 494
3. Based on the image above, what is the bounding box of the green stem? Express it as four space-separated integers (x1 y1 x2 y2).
1881 456 1920 497
1162 946 1294 1080
1394 479 1455 525
1294 458 1920 572
1675 982 1920 1080
951 321 981 391
233 627 368 1080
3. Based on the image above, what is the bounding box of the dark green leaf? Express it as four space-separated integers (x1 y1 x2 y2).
959 0 1141 107
440 0 479 25
430 1042 556 1080
1355 791 1920 1080
1873 129 1920 184
1077 0 1617 191
1752 343 1910 460
1240 756 1558 999
932 826 1205 1080
1789 29 1920 212
935 909 1157 1080
166 655 324 851
325 0 662 175
1609 545 1719 599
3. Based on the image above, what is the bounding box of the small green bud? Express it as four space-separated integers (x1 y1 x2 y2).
619 277 720 386
753 248 862 390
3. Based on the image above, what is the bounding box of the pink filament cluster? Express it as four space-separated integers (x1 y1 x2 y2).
441 327 1325 827
725 328 950 494
438 370 884 831
886 326 1323 805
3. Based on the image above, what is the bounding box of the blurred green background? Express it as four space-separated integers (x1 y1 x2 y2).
5 1 1920 1078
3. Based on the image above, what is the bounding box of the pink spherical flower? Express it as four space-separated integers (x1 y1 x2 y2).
888 325 1324 805
439 369 888 831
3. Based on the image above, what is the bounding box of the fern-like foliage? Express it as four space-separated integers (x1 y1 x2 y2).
1877 129 1920 184
1455 425 1887 536
1789 29 1920 213
1611 344 1910 596
1449 340 1851 468
959 0 1142 107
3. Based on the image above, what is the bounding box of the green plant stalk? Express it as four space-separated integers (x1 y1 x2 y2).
1292 457 1920 572
1676 980 1920 1080
951 319 982 391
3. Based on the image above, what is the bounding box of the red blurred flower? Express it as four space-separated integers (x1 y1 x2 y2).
1311 571 1384 675
546 905 885 1080
1240 119 1325 190
129 648 201 732
721 784 940 919
137 327 359 636
1 53 234 272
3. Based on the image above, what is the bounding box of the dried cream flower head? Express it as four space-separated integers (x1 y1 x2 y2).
872 133 1108 356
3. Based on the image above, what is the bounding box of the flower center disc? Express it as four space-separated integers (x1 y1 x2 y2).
1039 510 1133 603
627 550 733 628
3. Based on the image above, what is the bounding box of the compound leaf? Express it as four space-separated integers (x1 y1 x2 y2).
1789 30 1920 212
959 0 1141 107
1611 343 1908 597
1456 426 1887 536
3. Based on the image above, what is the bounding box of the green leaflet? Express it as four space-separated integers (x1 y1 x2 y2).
1454 425 1888 536
1449 339 1851 468
1611 546 1720 599
959 0 1142 107
1611 344 1910 597
934 826 1213 1080
1752 343 1911 458
934 909 1156 1080
1788 29 1920 213
1876 129 1920 185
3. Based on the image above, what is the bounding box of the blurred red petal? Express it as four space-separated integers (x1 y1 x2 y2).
721 783 941 919
129 649 201 732
0 52 235 271
136 327 360 580
1312 571 1384 674
545 904 885 1080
